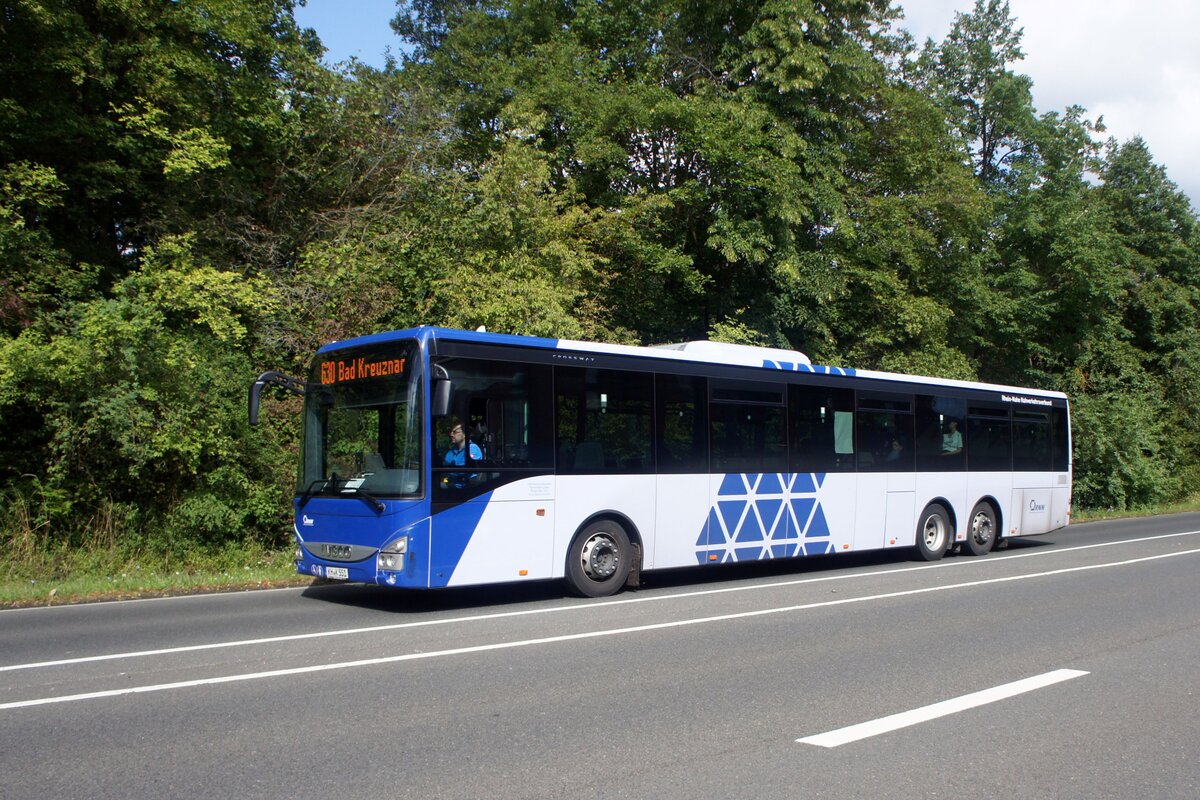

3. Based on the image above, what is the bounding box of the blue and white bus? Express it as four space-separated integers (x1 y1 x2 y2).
250 326 1071 597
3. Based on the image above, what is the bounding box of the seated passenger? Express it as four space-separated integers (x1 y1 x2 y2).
941 420 963 455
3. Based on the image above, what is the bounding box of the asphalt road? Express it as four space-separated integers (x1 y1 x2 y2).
1 514 1198 799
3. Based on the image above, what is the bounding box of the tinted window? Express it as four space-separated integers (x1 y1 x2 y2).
556 367 653 474
789 384 855 472
857 395 913 472
656 373 708 473
1013 410 1053 471
710 403 787 473
968 409 1011 471
915 395 966 471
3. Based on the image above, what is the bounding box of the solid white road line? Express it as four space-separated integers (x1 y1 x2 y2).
0 548 1192 711
797 669 1090 748
3 529 1197 674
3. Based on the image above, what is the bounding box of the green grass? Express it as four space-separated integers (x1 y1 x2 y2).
0 541 308 608
1071 493 1200 523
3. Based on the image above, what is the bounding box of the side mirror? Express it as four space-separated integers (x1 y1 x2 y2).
249 371 307 425
431 364 452 418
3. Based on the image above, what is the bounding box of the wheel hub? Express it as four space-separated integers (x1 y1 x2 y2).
972 512 993 543
581 534 618 579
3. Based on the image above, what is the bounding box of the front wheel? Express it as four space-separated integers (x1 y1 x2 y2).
565 520 632 598
963 502 997 556
914 504 951 561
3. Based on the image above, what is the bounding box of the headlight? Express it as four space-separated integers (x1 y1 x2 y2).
378 536 408 570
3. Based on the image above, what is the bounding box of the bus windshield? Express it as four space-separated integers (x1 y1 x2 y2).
299 341 423 501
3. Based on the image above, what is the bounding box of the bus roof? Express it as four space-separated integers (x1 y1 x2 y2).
317 326 1068 401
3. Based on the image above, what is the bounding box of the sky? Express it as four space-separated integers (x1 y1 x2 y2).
294 0 1200 207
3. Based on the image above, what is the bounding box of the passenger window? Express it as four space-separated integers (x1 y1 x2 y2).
709 380 786 473
856 395 914 472
656 373 708 474
967 404 1011 471
915 395 965 471
1013 410 1053 471
789 384 855 472
556 367 653 474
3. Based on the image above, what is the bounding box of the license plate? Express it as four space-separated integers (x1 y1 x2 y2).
325 566 349 580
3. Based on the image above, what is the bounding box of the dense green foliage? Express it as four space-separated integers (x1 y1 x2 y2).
3 0 1199 570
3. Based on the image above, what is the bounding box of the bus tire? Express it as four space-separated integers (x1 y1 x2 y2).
914 504 951 561
964 502 997 556
565 520 632 598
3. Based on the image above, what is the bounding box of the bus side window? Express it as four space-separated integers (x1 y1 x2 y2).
555 367 653 474
655 373 708 474
967 404 1011 472
915 395 965 471
856 395 914 472
1013 410 1052 471
710 381 786 474
788 384 854 472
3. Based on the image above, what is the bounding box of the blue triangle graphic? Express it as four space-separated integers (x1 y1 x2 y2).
758 473 783 495
718 500 745 537
807 504 831 538
737 509 764 542
757 498 784 539
791 473 816 494
718 473 746 496
735 546 763 562
790 497 816 537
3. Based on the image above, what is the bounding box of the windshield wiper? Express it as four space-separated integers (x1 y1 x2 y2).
298 473 385 513
339 484 386 513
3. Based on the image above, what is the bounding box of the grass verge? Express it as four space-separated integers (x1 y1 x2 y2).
0 542 309 608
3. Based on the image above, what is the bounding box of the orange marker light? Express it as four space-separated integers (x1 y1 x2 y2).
519 569 528 576
709 554 719 562
535 508 545 517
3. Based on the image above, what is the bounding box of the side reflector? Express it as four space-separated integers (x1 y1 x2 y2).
843 544 850 550
536 508 545 517
519 569 528 576
709 554 718 562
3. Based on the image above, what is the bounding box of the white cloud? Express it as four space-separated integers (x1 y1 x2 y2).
899 0 1200 207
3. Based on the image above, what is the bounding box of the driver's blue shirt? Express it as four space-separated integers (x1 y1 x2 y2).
444 442 482 466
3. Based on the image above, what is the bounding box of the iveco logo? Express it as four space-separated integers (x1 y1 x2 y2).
320 544 353 559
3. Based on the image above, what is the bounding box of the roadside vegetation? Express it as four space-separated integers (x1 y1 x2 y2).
2 1 1199 607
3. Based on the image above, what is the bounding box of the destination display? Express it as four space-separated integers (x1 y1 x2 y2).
319 355 407 385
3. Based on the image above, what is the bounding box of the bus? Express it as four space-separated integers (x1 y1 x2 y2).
249 326 1071 597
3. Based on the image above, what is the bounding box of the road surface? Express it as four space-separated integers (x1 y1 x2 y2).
1 514 1198 799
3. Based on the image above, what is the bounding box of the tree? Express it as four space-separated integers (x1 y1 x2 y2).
915 0 1037 188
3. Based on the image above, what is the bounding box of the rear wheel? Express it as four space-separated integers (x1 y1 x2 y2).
915 504 951 561
963 502 997 556
565 520 631 597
